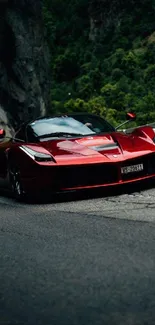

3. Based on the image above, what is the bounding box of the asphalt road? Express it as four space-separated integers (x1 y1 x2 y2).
0 183 155 325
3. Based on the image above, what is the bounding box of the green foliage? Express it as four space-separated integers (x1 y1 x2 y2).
53 50 79 82
43 0 155 128
64 98 89 112
76 75 93 98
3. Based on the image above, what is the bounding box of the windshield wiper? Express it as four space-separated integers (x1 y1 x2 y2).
38 132 85 139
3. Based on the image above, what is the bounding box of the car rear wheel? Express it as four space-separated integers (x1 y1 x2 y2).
9 165 25 201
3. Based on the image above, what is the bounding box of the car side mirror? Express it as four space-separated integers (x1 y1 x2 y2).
0 129 6 139
116 112 136 130
126 112 136 121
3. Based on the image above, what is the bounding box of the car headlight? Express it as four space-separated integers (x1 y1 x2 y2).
20 145 55 162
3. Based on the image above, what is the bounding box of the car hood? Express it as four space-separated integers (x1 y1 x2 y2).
40 131 155 161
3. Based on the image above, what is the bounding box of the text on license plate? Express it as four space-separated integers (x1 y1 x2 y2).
121 163 144 174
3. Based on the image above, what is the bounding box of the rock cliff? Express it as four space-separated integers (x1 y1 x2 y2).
0 0 51 134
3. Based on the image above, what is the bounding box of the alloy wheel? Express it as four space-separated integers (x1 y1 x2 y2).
9 166 25 201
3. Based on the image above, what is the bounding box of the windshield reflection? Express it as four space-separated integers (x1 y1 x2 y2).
30 114 115 139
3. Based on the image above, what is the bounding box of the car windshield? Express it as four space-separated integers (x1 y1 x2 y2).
29 114 115 140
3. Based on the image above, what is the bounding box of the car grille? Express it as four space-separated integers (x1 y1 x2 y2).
46 153 155 190
56 163 119 189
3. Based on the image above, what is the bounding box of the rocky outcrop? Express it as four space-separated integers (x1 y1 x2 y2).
88 0 137 42
0 0 51 133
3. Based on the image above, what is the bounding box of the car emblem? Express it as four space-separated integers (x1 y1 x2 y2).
113 155 118 158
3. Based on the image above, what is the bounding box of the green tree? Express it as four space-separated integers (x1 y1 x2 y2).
43 0 155 127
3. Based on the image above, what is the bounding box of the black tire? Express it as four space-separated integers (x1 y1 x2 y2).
9 164 25 201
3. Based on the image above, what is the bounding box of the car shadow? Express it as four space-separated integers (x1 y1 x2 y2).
0 179 154 205
26 178 155 205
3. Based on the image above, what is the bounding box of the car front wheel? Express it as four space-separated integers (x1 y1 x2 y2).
9 165 25 201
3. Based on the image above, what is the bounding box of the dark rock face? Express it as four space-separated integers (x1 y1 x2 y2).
0 0 51 134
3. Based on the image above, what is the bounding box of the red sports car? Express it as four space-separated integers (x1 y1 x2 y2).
0 112 155 201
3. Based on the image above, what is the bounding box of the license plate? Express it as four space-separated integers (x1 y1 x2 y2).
121 163 144 174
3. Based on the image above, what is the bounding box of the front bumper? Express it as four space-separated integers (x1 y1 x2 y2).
21 153 155 195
